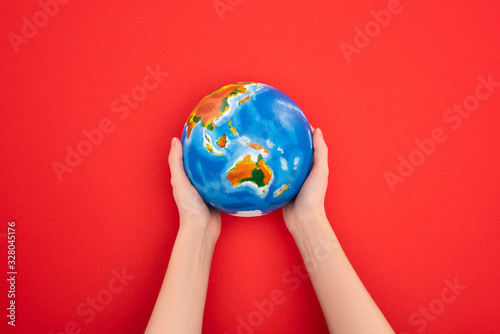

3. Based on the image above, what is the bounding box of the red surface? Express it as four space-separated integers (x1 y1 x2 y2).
1 0 499 333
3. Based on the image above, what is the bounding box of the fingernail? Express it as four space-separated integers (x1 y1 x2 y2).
171 137 178 148
317 128 323 138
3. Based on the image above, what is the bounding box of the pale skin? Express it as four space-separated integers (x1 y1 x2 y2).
145 128 394 334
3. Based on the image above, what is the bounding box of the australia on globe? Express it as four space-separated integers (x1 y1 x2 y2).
181 82 313 217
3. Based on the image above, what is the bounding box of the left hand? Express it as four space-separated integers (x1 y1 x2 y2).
168 137 221 243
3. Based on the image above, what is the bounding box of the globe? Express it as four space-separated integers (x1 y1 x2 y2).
181 82 313 217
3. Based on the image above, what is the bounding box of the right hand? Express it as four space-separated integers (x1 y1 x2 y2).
282 127 329 235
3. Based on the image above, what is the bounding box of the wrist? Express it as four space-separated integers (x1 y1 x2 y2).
288 215 341 268
178 222 218 249
287 211 330 238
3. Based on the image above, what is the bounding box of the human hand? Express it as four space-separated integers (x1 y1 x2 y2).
146 137 220 334
168 137 221 243
282 128 329 235
281 129 394 334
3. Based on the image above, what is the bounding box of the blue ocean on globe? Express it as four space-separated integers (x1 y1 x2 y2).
181 82 313 217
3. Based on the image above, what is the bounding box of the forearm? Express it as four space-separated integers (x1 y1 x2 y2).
290 215 394 334
145 224 216 334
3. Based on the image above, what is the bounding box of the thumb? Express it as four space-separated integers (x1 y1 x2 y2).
168 137 192 190
309 128 329 180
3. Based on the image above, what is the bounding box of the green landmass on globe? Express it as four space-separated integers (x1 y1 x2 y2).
226 154 272 188
185 83 252 138
185 83 276 190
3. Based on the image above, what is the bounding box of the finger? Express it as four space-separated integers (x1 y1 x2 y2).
310 128 329 178
307 125 315 162
168 137 192 189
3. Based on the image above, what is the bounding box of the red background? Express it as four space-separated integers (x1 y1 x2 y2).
1 0 499 333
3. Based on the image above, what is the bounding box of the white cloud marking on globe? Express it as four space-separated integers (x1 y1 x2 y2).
281 157 288 171
233 210 263 217
293 157 301 170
